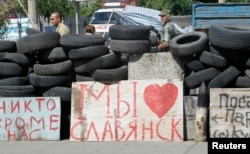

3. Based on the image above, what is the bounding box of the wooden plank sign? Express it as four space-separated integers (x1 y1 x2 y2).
210 88 250 138
0 97 61 141
70 79 183 141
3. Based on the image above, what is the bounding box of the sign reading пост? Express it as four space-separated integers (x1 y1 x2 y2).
208 88 250 154
210 88 250 138
70 79 183 142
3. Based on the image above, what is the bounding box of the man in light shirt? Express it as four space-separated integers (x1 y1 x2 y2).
50 11 70 36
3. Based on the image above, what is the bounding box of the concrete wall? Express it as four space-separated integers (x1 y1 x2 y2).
128 52 185 80
128 52 196 141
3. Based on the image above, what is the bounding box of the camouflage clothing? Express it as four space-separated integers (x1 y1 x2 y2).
160 22 178 43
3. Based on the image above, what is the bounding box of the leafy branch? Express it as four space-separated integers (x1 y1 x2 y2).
0 0 17 27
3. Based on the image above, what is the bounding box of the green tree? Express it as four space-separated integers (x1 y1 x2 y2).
16 0 101 19
170 0 192 15
37 0 74 19
198 0 248 2
139 0 193 15
0 0 18 28
139 0 249 15
0 0 101 28
80 0 102 17
139 0 168 10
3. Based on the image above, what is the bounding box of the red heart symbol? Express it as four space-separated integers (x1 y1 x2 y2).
143 83 178 118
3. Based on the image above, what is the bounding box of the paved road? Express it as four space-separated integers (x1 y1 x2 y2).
0 140 207 154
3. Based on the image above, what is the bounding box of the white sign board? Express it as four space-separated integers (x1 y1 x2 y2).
210 88 250 138
70 79 183 141
0 97 61 141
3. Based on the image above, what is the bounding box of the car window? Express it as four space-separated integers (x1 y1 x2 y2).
90 12 117 24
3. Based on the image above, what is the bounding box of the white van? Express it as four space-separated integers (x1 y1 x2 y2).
89 3 124 38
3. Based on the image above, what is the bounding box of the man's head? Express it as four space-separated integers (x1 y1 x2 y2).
50 12 62 27
85 25 96 34
158 9 171 24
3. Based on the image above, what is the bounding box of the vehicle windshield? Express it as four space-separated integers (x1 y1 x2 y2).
90 12 118 24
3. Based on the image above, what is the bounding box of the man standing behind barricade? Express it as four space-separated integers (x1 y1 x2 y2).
50 11 70 36
157 9 178 52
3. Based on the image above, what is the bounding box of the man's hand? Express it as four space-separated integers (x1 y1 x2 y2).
157 41 168 52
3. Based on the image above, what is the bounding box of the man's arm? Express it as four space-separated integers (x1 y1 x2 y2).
157 41 169 52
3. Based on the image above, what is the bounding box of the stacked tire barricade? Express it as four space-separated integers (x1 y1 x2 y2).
0 25 153 99
169 25 250 141
169 25 250 93
0 25 152 139
0 42 32 96
0 24 247 139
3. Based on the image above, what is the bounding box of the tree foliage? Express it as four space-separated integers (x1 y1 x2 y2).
37 0 75 18
17 0 101 18
139 0 192 15
139 0 249 15
80 0 102 17
1 0 249 28
0 0 18 28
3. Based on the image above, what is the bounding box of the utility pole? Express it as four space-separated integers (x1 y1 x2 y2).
68 0 88 34
28 0 37 29
218 0 225 3
75 1 80 34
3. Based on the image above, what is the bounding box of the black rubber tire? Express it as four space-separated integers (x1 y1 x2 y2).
26 27 41 35
16 32 60 53
73 53 121 73
0 85 36 97
210 44 249 72
198 50 228 69
151 46 158 52
24 52 38 66
245 57 250 67
42 86 72 102
76 73 94 82
169 31 208 56
60 115 70 139
60 34 106 49
186 59 205 72
109 25 150 40
149 32 159 46
28 73 71 88
110 40 151 53
0 77 29 86
37 47 68 63
69 45 110 60
185 67 221 89
92 65 128 82
235 76 250 88
179 56 196 65
0 52 30 67
209 44 222 55
73 59 93 74
208 66 241 89
245 69 250 79
34 60 73 76
120 53 129 65
0 40 16 52
209 25 250 50
0 62 24 76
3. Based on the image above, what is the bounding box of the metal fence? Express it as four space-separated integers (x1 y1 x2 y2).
64 16 90 34
171 15 192 28
41 16 90 34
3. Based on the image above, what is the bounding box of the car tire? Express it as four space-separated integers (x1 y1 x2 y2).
169 31 208 56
